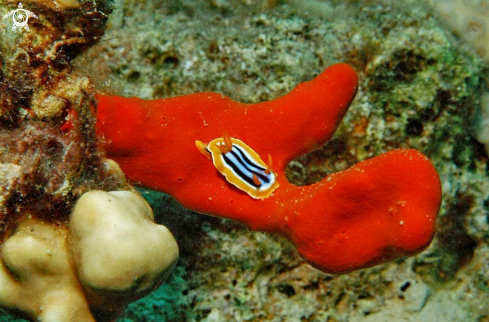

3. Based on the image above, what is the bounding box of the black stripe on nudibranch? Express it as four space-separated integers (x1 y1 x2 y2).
222 153 260 187
232 148 271 183
233 145 266 172
228 147 270 183
197 135 280 199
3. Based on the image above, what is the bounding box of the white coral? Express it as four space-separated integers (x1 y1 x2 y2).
0 189 178 322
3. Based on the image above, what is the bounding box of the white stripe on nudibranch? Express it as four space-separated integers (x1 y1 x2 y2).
195 132 279 199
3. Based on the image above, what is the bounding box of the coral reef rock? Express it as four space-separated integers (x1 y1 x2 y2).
0 1 179 321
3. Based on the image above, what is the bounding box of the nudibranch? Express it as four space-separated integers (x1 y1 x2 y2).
96 63 442 274
196 132 279 199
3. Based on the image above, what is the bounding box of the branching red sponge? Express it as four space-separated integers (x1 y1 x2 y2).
96 63 441 274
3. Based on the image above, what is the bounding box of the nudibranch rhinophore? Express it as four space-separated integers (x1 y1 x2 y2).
96 63 442 274
196 132 279 199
